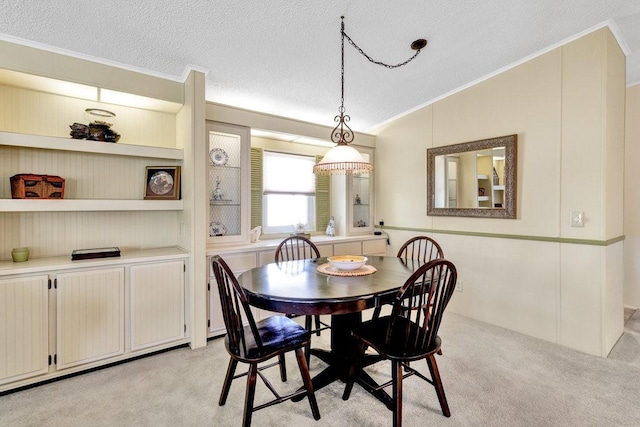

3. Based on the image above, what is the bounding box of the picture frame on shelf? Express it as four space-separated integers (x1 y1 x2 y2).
144 166 181 200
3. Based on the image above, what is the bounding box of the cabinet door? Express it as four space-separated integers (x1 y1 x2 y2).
130 261 185 351
208 254 258 337
207 121 250 244
208 278 226 337
56 268 124 369
0 275 49 385
347 148 375 234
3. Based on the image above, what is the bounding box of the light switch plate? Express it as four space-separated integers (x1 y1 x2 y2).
570 211 584 227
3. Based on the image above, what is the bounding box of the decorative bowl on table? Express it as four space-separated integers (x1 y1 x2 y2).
327 255 368 271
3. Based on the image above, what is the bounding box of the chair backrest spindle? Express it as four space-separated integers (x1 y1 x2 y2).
397 236 444 264
388 259 457 351
275 236 320 262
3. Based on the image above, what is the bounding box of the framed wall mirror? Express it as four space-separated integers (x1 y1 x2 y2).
427 134 517 219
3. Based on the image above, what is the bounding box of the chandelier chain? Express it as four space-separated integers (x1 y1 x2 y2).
342 30 423 70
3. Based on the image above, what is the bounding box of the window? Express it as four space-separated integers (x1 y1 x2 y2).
262 151 316 234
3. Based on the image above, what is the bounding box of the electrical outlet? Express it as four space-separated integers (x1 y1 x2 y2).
570 211 584 227
455 281 463 292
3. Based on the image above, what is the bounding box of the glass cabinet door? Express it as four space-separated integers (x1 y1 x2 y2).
347 149 374 234
207 121 249 244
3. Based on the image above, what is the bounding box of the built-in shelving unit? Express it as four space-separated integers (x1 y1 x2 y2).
0 39 204 393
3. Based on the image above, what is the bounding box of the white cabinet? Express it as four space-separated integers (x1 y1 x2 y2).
0 275 49 386
56 268 125 370
0 248 189 392
130 261 185 351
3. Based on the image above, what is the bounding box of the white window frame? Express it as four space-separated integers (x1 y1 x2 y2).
262 151 316 234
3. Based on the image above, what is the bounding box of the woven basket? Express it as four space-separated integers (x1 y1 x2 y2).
10 174 65 199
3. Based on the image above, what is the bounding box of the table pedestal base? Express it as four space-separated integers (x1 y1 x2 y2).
292 312 392 409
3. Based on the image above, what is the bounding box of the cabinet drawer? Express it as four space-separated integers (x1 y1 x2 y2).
257 250 276 266
316 244 333 257
214 253 257 274
333 242 362 255
363 239 387 255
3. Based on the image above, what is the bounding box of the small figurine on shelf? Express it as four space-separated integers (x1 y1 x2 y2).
355 194 361 204
356 220 367 227
250 226 262 243
213 176 224 201
326 216 335 236
294 222 307 234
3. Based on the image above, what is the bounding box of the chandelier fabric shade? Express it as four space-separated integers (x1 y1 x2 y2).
313 144 374 175
314 16 426 175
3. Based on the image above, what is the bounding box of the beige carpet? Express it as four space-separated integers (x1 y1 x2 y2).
2 312 640 426
608 308 640 367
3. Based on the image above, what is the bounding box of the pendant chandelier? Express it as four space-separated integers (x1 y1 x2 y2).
313 16 427 175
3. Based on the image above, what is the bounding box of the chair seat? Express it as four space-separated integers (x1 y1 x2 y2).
352 316 442 361
226 315 311 361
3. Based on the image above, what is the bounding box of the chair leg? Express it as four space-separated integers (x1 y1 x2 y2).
314 315 321 336
219 358 238 406
278 354 287 382
392 360 404 427
242 363 259 427
371 306 382 320
294 347 321 420
342 341 367 400
304 316 313 364
426 355 450 417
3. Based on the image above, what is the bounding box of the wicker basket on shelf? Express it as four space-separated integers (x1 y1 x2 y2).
10 174 65 199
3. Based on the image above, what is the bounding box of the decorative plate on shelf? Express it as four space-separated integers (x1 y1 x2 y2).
210 221 227 237
148 171 174 196
209 148 229 166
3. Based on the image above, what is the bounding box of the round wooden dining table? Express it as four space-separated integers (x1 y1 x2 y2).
237 255 425 406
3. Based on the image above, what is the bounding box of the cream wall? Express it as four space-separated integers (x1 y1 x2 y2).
624 84 640 308
374 28 625 356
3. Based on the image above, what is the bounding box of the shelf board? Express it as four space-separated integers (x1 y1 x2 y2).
477 174 490 180
0 131 183 160
494 185 505 190
477 196 490 201
1 199 183 212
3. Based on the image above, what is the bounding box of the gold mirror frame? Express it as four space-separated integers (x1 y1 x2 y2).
427 134 517 219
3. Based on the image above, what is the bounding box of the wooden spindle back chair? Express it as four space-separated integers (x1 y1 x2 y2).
342 258 458 427
212 255 321 427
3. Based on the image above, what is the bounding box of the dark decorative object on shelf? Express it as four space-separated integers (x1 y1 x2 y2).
71 247 121 260
69 108 121 142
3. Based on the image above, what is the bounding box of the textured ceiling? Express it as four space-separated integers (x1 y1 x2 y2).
1 1 640 133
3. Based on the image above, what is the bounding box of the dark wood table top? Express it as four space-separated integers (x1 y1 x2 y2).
238 255 424 316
